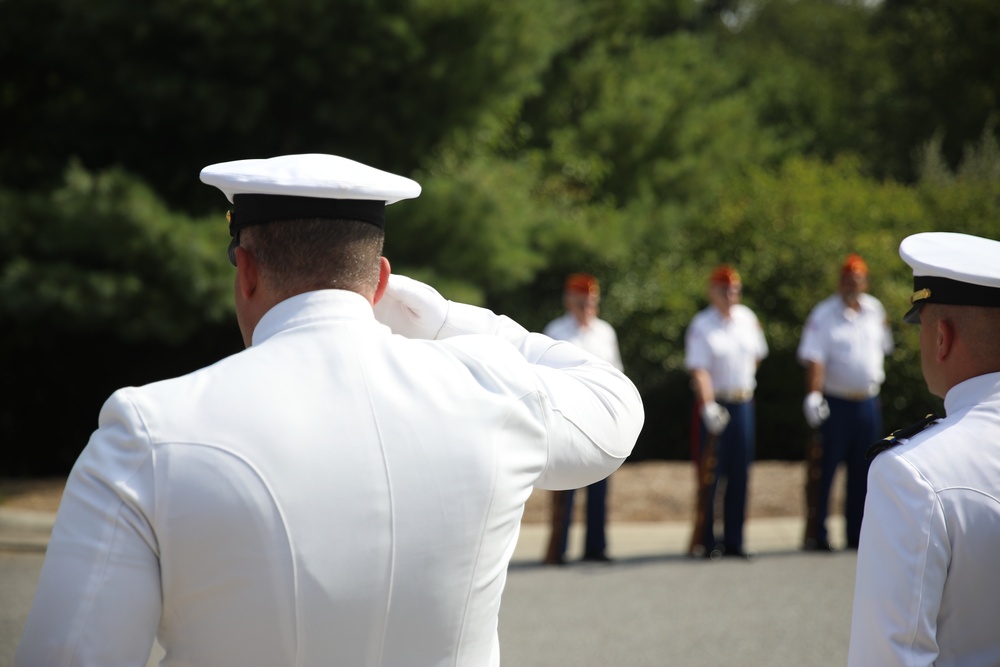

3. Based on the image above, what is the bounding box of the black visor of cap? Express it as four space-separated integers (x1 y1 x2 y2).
904 275 1000 323
228 193 386 235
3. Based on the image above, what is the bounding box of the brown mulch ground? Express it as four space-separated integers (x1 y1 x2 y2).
522 459 844 523
0 460 844 523
0 477 67 513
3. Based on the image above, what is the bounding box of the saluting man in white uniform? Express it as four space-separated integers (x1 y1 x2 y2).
848 232 1000 666
16 154 645 667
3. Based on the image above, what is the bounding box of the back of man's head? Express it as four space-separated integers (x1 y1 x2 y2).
242 218 384 299
200 154 420 301
934 304 1000 370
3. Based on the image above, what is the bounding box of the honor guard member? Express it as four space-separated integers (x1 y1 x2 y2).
685 265 768 558
797 254 893 551
848 232 1000 666
542 273 624 564
16 154 645 667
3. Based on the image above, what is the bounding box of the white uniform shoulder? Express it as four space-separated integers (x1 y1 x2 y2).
588 316 618 336
857 292 886 315
730 303 760 323
687 306 716 331
543 313 575 339
805 294 843 322
866 414 942 461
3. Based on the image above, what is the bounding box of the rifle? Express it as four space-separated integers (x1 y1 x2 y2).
688 431 719 557
544 490 568 564
802 429 823 545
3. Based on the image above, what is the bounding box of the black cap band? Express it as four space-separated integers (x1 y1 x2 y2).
904 275 1000 323
228 194 386 236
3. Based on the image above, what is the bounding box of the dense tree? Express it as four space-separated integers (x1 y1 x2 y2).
0 163 232 343
0 163 240 474
2 0 999 472
722 0 893 167
870 0 1000 180
0 0 568 210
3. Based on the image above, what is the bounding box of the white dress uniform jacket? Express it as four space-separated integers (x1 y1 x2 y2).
797 293 893 398
543 314 624 371
848 372 1000 666
16 289 644 667
684 304 768 395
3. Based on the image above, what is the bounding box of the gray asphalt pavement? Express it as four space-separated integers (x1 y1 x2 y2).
1 510 856 666
501 551 855 666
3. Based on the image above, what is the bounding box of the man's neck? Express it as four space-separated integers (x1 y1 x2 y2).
840 293 861 311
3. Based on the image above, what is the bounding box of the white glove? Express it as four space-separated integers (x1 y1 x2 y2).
701 401 731 436
372 274 449 340
803 391 830 428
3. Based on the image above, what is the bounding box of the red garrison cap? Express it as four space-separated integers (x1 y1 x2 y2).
709 265 741 286
565 273 600 296
841 254 869 276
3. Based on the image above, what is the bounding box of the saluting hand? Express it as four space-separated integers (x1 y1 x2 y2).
373 274 449 340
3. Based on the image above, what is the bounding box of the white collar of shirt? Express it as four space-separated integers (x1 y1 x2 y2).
560 312 592 331
252 289 375 347
944 371 1000 418
837 293 876 320
840 305 861 322
709 304 741 323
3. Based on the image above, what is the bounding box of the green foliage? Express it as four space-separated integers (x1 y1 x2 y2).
869 0 1000 180
521 31 789 208
589 156 948 459
0 163 241 475
0 162 233 344
725 0 893 165
0 0 568 210
693 156 937 456
3 0 1000 472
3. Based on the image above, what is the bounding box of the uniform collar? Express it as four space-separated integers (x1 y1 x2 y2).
838 292 873 313
709 304 738 322
252 289 375 346
944 371 1000 417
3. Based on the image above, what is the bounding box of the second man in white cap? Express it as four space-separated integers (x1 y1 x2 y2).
848 231 1000 666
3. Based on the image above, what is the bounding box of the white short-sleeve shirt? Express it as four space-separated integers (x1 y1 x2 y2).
543 313 624 371
684 304 768 395
797 293 893 397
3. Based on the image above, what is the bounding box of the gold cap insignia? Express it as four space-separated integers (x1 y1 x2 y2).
909 288 931 304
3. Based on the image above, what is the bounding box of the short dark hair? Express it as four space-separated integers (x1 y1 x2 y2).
241 219 385 297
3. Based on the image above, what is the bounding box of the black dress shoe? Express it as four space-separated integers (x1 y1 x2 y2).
722 545 756 561
802 538 837 552
688 545 723 560
581 552 613 563
543 556 566 566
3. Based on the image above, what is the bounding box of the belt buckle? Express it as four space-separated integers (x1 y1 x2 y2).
719 389 751 403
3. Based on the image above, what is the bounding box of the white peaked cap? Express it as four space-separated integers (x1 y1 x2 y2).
899 231 1000 322
200 153 421 205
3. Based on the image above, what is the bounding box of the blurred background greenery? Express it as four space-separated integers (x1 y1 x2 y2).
2 0 998 474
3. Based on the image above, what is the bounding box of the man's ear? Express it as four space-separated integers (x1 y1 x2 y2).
936 317 955 362
235 246 258 300
372 256 391 305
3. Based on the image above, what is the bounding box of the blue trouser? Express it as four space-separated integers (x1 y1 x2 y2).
554 478 608 558
700 400 755 550
816 395 881 546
